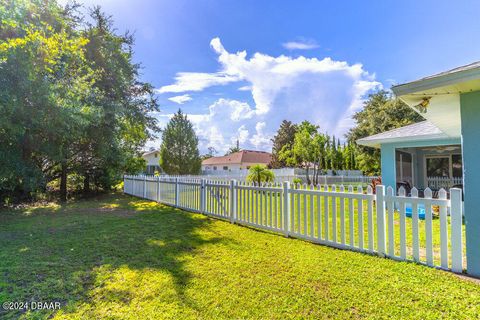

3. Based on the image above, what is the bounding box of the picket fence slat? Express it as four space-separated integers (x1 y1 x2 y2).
357 186 364 250
439 189 449 269
387 186 395 257
412 188 420 262
398 187 407 260
123 175 465 273
367 186 374 252
424 188 434 266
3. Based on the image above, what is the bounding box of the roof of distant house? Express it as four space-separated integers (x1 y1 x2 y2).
142 149 160 157
202 150 272 165
356 121 452 148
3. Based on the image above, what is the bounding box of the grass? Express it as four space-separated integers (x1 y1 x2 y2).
1 193 479 319
175 183 466 267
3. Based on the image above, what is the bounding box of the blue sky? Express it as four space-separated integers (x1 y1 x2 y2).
63 0 480 154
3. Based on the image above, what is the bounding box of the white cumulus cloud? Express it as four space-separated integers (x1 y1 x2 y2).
168 94 192 104
282 39 320 50
250 122 271 149
157 72 239 93
151 38 381 153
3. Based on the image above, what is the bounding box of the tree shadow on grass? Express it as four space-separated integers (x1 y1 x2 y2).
0 193 232 319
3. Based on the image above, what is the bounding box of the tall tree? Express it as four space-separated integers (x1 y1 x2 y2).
225 139 241 155
0 0 92 201
347 90 424 175
0 1 159 203
279 121 327 184
160 110 201 175
201 147 217 160
270 120 298 168
78 7 158 193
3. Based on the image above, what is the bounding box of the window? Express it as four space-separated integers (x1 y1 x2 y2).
452 154 463 178
154 153 158 158
213 166 217 170
426 157 450 177
223 166 228 170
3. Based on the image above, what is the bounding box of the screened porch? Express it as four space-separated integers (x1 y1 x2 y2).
395 144 463 194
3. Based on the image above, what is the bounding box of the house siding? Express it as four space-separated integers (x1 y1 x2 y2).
460 90 480 276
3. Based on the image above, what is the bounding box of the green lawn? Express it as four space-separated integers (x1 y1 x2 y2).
1 193 479 319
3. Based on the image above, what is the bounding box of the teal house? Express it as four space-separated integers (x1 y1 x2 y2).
357 61 480 277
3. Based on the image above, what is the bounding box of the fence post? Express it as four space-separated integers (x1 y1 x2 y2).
376 185 386 255
132 176 136 196
143 175 147 199
450 188 463 273
156 176 160 202
283 181 291 237
200 179 206 214
230 180 237 223
175 177 179 207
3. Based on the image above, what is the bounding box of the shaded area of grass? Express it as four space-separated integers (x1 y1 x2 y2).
0 193 479 319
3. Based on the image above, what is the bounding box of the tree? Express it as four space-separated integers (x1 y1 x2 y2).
247 165 275 185
77 7 159 194
279 121 327 184
0 2 159 203
208 147 218 157
0 1 93 202
202 147 217 160
347 90 424 175
160 110 201 175
270 120 298 168
225 139 241 155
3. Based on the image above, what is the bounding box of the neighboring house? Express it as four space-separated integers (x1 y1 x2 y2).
142 149 161 174
202 150 272 172
357 61 480 276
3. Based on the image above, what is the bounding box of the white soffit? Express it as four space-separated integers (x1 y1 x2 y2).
400 93 461 137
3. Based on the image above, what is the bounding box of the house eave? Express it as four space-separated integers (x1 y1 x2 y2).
392 67 480 97
357 134 451 149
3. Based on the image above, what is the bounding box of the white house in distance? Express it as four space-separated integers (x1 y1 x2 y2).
202 150 272 173
142 149 161 174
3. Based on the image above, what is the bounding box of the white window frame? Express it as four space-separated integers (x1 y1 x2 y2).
423 153 462 186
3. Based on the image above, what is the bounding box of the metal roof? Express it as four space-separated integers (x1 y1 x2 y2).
356 121 449 148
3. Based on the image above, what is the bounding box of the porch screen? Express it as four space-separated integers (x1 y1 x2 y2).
452 154 463 178
426 157 450 177
396 151 413 185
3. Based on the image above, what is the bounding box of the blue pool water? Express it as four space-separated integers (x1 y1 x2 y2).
405 204 426 220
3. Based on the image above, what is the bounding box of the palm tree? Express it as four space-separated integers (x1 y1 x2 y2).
247 165 275 185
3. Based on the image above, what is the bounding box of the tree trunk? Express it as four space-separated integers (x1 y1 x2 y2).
60 162 67 202
83 173 90 193
306 166 310 185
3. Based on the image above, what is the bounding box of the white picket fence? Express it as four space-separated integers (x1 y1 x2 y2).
124 175 465 273
426 176 463 189
159 173 379 185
